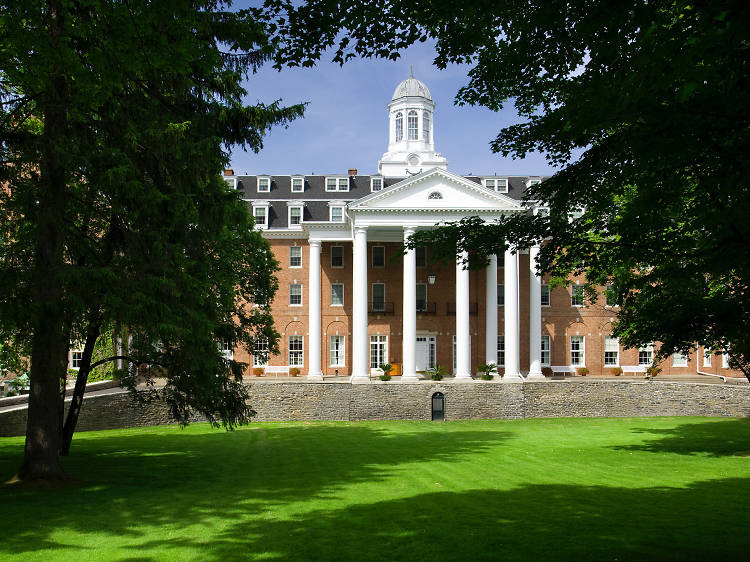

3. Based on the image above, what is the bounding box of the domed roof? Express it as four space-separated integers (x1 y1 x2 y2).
392 72 432 101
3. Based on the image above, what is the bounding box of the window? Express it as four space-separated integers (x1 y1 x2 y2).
416 247 426 267
331 283 344 306
541 335 551 366
219 340 233 361
541 284 550 306
423 111 430 141
223 176 236 189
289 283 302 306
326 177 349 192
428 191 442 199
257 177 270 192
497 335 505 367
253 337 268 367
416 283 427 312
536 207 550 217
289 206 302 226
253 206 267 228
604 337 619 366
722 353 730 368
570 336 585 366
497 284 504 306
672 352 688 367
529 178 541 187
372 246 385 268
571 285 584 307
288 336 304 367
70 345 84 370
395 112 403 142
483 178 508 193
370 335 388 369
703 348 712 367
329 206 344 222
371 283 385 312
408 110 418 140
569 208 585 221
605 285 617 307
330 336 345 367
638 343 654 365
371 177 383 192
289 246 302 268
331 246 344 268
291 177 304 193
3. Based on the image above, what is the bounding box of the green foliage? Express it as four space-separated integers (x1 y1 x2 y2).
477 363 497 379
429 364 446 381
265 0 750 381
645 366 662 379
380 363 393 376
379 373 392 381
577 368 589 377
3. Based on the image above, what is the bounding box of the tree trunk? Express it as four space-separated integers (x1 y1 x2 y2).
61 323 100 456
17 0 70 482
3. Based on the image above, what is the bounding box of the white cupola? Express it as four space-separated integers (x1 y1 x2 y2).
378 69 448 177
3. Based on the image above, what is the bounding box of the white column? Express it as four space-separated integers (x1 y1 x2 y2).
485 255 498 370
350 226 369 383
527 245 545 380
504 247 523 381
402 227 418 381
455 250 472 379
307 240 323 381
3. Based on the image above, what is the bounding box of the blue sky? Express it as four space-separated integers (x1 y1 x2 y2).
230 41 558 177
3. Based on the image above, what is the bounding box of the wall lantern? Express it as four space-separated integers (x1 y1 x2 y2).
428 274 437 285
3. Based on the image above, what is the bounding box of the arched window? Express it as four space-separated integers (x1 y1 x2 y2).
428 191 443 200
423 111 430 142
395 112 403 142
408 110 418 140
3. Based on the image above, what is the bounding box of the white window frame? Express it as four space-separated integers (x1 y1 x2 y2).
223 176 236 190
571 285 585 307
672 352 688 367
70 343 84 370
291 176 304 193
370 177 383 192
289 283 303 307
395 112 403 142
535 206 550 217
330 335 345 367
527 178 542 188
497 335 505 367
288 205 303 227
638 343 654 365
289 246 302 268
541 335 551 366
330 283 344 307
331 245 344 268
422 111 430 141
372 245 385 268
541 283 550 306
570 335 585 367
604 337 619 367
288 336 304 368
703 348 712 367
325 177 349 192
253 337 269 367
722 352 730 369
369 335 388 370
219 340 233 361
252 204 269 229
257 176 271 193
407 110 418 140
329 206 345 222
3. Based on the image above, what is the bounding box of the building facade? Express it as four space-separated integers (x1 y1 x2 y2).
224 74 740 382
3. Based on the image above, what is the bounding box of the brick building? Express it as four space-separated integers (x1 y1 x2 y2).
223 73 740 382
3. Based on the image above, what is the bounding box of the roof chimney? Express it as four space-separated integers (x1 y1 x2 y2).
223 169 234 176
348 168 358 177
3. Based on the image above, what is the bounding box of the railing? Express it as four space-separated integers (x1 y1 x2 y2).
369 301 395 315
446 302 479 315
416 301 437 315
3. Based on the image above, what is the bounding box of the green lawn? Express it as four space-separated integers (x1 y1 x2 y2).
1 417 748 561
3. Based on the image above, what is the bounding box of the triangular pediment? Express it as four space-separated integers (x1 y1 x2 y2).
349 168 522 213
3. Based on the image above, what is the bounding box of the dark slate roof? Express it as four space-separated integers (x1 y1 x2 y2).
235 173 547 228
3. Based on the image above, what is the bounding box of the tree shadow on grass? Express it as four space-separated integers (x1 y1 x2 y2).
0 423 513 555
614 418 750 457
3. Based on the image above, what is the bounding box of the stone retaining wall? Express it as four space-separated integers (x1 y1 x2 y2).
1 380 748 437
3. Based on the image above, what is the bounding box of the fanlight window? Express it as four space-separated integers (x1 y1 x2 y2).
428 191 443 200
395 112 403 142
408 110 418 140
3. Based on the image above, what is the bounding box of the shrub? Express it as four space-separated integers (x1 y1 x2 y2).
379 373 392 381
611 367 623 376
645 365 661 378
380 363 393 376
481 373 494 381
577 367 589 376
477 362 497 380
429 364 446 381
289 367 300 377
253 367 264 377
541 366 553 377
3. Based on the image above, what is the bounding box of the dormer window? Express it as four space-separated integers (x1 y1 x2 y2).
395 112 403 142
223 176 236 189
289 206 303 226
371 177 383 192
325 177 349 192
329 206 344 222
423 111 430 141
408 110 418 140
527 178 542 188
257 176 270 192
291 177 304 193
483 178 508 193
251 203 269 229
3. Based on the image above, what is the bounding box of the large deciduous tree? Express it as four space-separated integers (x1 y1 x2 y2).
1 0 301 481
265 0 750 379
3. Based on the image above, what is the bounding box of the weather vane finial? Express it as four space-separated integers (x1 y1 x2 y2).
410 65 414 78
